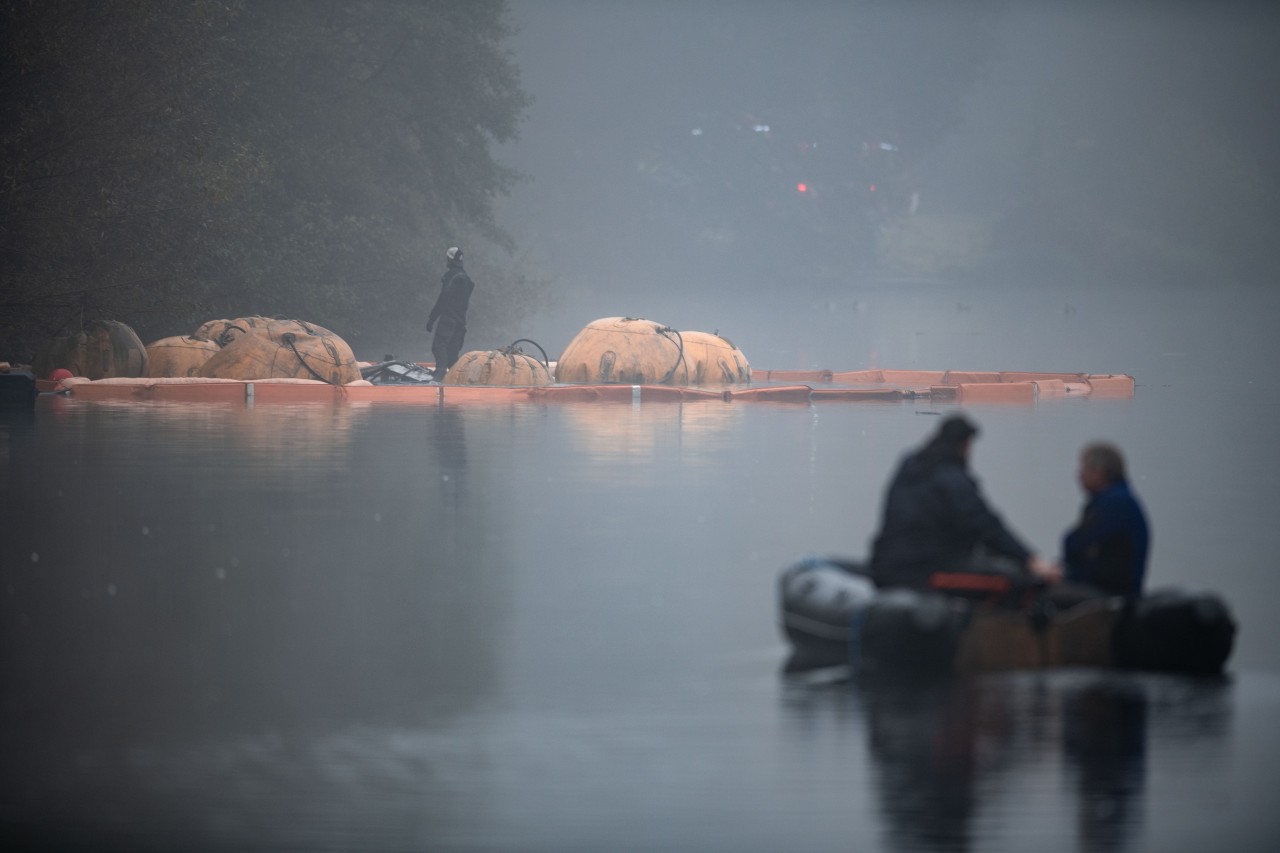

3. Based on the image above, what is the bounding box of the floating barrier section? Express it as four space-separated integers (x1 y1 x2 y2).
43 368 1135 406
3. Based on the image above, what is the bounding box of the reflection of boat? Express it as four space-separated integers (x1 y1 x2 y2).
778 556 1236 676
1 366 38 410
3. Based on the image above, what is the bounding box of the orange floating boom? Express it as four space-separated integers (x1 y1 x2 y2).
47 368 1135 406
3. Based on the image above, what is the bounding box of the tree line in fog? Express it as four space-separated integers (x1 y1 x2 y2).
1 0 539 360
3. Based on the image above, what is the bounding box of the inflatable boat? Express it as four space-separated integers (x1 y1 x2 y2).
778 556 1236 677
0 365 37 410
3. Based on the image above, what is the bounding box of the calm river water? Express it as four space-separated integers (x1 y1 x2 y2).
3 281 1279 851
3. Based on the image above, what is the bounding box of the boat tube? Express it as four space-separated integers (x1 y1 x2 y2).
778 556 1236 676
0 364 38 410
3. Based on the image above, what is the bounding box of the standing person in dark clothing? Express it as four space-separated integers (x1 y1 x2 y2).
426 246 474 380
1059 442 1150 600
869 414 1058 591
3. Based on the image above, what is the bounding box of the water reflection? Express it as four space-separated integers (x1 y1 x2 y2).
0 403 514 848
861 678 983 851
431 404 469 536
1062 678 1147 852
781 671 1232 852
38 397 361 465
2 392 1272 850
559 400 742 482
0 409 36 466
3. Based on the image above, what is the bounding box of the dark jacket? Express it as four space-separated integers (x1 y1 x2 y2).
870 447 1032 590
428 263 474 329
1062 479 1149 599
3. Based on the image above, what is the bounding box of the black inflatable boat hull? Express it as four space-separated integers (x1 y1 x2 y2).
779 556 1236 676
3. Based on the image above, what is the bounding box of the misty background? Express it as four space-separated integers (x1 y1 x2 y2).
3 1 1278 367
6 5 1280 849
496 0 1280 363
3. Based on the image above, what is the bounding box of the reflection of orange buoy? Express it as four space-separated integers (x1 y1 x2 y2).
235 402 359 462
198 318 359 384
32 320 148 380
444 347 553 386
146 336 221 378
678 330 751 386
559 398 741 478
555 317 690 385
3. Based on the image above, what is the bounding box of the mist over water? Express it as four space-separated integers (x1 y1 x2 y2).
3 384 1280 850
490 2 1278 365
5 2 1280 850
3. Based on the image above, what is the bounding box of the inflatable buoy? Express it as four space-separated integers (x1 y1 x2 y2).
193 318 247 347
678 330 751 386
198 318 359 384
555 317 689 385
444 341 553 386
237 316 337 339
48 368 73 382
194 316 338 348
32 320 148 380
145 336 221 378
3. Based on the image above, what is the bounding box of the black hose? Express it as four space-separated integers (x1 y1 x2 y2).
507 338 550 368
656 326 687 385
217 324 248 348
282 332 334 384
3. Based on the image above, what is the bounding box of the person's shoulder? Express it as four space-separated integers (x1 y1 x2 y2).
1098 481 1146 514
932 459 977 488
1102 480 1139 503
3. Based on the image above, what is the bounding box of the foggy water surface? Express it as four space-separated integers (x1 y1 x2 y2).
3 283 1280 851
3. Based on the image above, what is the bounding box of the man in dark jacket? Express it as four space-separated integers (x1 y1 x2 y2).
1060 442 1149 599
426 246 474 380
869 414 1057 591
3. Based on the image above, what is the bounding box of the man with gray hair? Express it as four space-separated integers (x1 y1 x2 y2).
1060 442 1150 599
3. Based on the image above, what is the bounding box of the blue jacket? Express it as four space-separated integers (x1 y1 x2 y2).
1062 479 1149 598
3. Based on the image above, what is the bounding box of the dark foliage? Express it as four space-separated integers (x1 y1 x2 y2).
1 0 537 362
